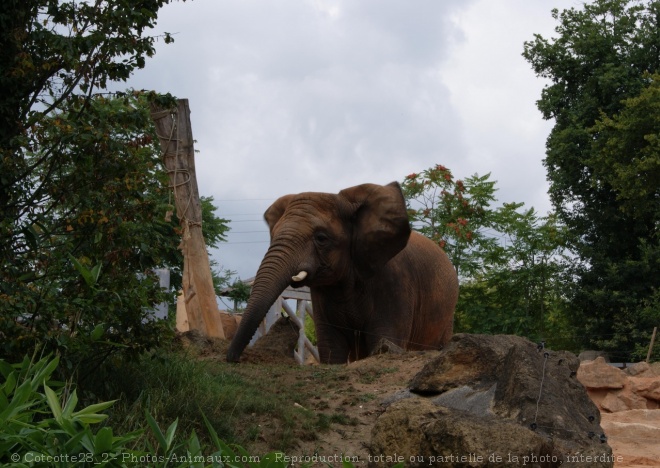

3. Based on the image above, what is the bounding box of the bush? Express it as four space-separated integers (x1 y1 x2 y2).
0 354 291 467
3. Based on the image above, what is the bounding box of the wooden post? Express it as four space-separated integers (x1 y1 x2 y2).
295 300 307 365
647 327 658 363
150 99 225 339
282 300 319 364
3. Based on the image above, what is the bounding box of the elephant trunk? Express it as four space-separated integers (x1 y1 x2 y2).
226 242 303 362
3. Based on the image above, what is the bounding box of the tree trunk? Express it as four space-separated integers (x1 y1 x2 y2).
150 99 225 339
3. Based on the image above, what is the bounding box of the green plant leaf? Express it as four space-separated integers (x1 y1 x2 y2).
91 262 102 285
0 380 33 423
163 417 179 453
68 253 95 288
144 410 167 452
0 360 14 379
44 384 62 423
91 323 105 341
94 426 114 454
62 389 78 417
1 371 17 397
30 356 59 390
73 399 116 425
201 411 223 450
74 413 109 424
186 430 203 468
74 400 117 416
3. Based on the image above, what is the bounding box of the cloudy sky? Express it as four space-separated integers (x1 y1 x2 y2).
128 0 578 283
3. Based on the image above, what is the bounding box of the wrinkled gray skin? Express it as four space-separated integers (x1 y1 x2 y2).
226 182 458 364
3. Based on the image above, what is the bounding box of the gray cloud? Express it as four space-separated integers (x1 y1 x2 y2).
127 0 575 281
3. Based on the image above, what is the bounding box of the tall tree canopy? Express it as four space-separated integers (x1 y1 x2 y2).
523 0 660 360
1 0 175 234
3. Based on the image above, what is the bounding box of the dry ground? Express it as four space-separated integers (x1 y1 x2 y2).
182 322 659 467
183 320 439 464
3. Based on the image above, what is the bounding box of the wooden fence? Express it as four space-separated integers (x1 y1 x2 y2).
240 284 320 364
230 281 319 365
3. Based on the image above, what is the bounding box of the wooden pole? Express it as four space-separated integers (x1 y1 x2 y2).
647 326 657 363
150 99 225 339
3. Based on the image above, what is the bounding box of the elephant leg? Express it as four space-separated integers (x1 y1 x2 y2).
315 324 352 364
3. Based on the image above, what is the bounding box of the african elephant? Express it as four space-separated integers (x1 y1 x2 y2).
226 182 458 364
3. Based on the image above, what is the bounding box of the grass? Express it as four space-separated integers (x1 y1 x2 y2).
1 344 411 467
356 366 399 384
97 344 351 453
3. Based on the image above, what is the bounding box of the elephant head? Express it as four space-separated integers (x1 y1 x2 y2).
226 182 411 362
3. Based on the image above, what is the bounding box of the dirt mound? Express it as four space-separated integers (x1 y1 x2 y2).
177 316 300 364
178 328 658 467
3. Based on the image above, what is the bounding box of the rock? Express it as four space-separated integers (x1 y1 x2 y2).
600 387 649 412
579 350 610 362
626 361 660 378
600 410 660 467
372 338 405 355
380 388 413 407
577 360 660 412
372 398 558 467
625 361 650 376
630 377 660 402
371 334 613 467
578 357 626 389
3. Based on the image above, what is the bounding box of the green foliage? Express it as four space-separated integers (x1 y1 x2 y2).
0 0 191 372
589 73 660 221
523 0 660 359
456 210 573 349
0 354 295 467
200 196 230 249
0 0 233 382
0 92 180 379
401 164 496 278
225 280 252 310
304 313 317 345
402 164 572 347
1 0 179 209
0 354 139 466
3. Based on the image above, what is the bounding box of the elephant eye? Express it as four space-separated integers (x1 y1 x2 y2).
314 231 331 246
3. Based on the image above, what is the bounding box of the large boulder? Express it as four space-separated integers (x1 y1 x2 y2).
370 334 614 467
600 410 660 466
624 361 660 378
577 358 660 412
577 357 626 389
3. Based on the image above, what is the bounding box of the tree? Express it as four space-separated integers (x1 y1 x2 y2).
402 165 572 348
1 1 177 223
0 1 209 372
590 73 660 221
401 164 498 278
457 209 573 350
1 92 176 370
523 0 660 360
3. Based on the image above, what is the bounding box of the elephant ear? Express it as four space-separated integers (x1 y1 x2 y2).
339 182 411 276
264 194 296 237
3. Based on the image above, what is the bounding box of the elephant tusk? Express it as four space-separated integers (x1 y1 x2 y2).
292 271 308 282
